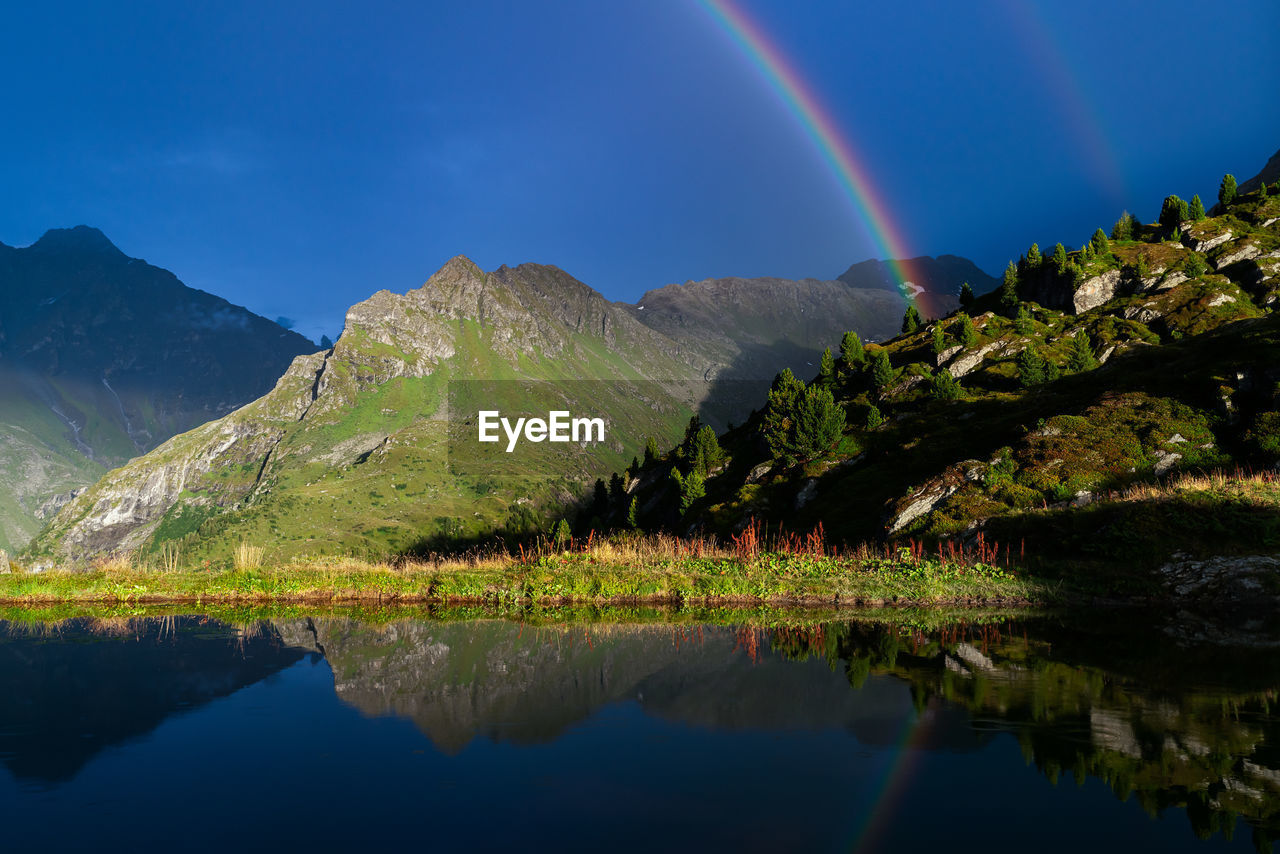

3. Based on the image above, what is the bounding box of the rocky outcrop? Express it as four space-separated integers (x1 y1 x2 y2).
1158 554 1280 606
1072 269 1123 312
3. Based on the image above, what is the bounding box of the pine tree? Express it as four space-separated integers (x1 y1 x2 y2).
626 497 639 529
1090 228 1110 254
840 331 865 367
1189 194 1206 220
1262 182 1270 198
763 369 805 458
1016 347 1047 388
689 424 723 475
786 385 845 463
819 346 835 379
901 305 922 335
1026 243 1042 269
955 313 978 347
1219 173 1237 206
864 404 884 430
1051 243 1068 270
1000 261 1020 315
609 472 625 503
1111 211 1134 241
958 281 975 308
1080 242 1094 264
630 456 641 477
1065 333 1098 373
643 436 659 468
930 368 962 402
593 478 609 516
1014 307 1035 336
931 322 947 355
1159 194 1190 230
868 349 894 391
679 469 705 511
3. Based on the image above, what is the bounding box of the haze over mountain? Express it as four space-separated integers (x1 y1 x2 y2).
0 226 316 551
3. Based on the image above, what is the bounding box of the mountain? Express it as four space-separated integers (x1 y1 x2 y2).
628 275 903 381
0 227 316 551
1238 146 1280 196
837 254 999 304
610 171 1280 582
27 248 978 566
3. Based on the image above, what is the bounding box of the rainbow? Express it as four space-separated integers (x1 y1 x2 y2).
843 701 937 851
696 0 935 316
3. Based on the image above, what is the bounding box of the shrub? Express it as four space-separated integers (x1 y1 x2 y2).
930 368 962 402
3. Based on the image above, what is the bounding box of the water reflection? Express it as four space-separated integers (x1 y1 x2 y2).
1 610 1277 850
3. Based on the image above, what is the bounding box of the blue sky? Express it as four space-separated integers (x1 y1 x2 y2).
1 0 1276 343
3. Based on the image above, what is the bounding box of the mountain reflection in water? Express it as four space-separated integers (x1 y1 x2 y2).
0 611 1277 852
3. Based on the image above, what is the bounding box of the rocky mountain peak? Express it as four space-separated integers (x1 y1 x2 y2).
28 226 125 257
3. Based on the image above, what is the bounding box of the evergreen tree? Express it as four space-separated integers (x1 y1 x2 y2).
689 424 723 475
901 305 922 335
593 478 609 516
1111 211 1134 241
868 348 895 391
1159 194 1190 229
840 330 865 367
1016 347 1048 388
1090 228 1110 254
955 313 978 347
777 385 845 464
626 497 639 529
1262 181 1270 198
762 369 805 457
1219 173 1237 206
1051 242 1068 270
609 472 625 503
630 456 641 478
1189 194 1206 220
1000 261 1020 315
679 469 705 511
1080 242 1094 264
930 322 947 355
819 346 835 379
958 281 975 308
1044 359 1061 383
1014 307 1035 336
1065 333 1098 373
1026 242 1042 269
864 404 884 430
930 368 962 402
643 436 659 468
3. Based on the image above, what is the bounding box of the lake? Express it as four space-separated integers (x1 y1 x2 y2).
1 608 1277 851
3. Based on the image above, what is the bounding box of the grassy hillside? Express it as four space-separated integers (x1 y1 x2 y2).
609 178 1280 584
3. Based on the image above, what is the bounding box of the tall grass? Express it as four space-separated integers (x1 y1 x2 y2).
233 542 264 570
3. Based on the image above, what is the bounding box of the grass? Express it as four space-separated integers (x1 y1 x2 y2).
0 527 1049 608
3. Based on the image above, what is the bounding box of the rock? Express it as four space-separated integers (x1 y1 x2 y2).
888 483 959 534
947 341 1002 378
795 479 818 510
1071 491 1094 507
1153 271 1188 291
1123 302 1163 323
1166 433 1187 444
746 462 772 484
935 344 961 367
1158 554 1280 606
1207 292 1237 307
1153 450 1182 476
1098 345 1116 364
1190 229 1232 253
1214 242 1261 270
1072 269 1123 313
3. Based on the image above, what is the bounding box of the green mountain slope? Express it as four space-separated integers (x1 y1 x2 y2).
613 169 1280 579
0 227 316 551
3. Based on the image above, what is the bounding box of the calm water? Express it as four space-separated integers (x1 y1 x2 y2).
1 610 1278 852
